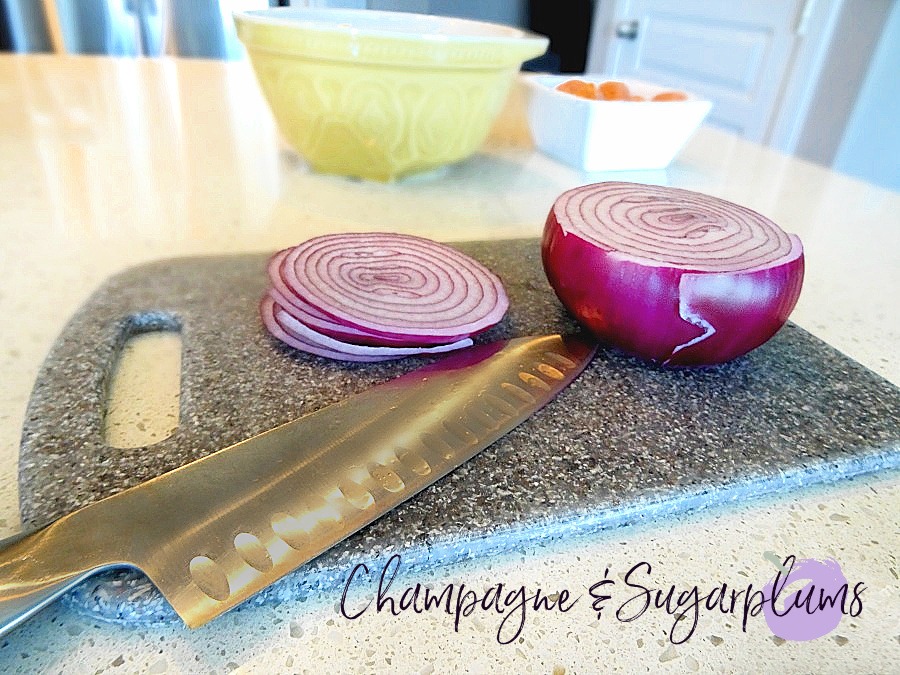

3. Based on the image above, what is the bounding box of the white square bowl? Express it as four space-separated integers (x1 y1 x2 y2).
524 74 712 172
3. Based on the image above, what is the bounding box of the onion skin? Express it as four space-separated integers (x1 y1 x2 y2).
542 183 805 366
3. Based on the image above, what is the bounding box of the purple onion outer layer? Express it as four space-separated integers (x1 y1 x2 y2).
541 182 805 366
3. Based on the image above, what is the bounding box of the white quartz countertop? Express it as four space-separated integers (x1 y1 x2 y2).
0 55 897 673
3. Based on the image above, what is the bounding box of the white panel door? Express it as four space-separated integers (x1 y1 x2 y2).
599 0 805 141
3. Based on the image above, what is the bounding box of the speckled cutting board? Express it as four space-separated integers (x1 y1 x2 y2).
18 239 900 625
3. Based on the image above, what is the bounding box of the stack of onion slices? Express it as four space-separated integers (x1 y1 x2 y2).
261 233 509 362
542 182 804 366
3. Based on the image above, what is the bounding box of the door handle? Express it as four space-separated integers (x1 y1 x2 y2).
615 20 639 40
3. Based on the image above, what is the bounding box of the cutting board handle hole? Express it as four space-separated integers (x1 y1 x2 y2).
103 313 182 449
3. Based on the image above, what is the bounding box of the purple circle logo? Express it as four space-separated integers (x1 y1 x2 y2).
762 557 849 641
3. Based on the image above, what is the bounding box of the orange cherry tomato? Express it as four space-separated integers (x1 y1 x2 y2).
652 91 688 102
598 80 630 100
556 79 597 100
555 79 690 103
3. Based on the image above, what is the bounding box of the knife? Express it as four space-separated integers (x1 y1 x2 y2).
0 334 595 636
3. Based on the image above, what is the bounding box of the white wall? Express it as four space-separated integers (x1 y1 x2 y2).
791 0 892 170
833 0 900 192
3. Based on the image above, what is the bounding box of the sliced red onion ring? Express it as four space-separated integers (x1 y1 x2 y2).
277 233 509 345
272 294 474 357
268 252 424 347
260 295 401 362
268 285 415 347
542 182 804 366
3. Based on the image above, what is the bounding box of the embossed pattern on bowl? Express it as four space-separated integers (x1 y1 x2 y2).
235 9 548 181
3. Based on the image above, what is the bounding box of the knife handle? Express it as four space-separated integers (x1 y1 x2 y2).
0 508 122 637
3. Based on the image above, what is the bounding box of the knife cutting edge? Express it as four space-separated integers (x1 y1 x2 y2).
0 334 596 636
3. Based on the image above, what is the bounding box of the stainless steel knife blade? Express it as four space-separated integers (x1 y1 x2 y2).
0 334 595 635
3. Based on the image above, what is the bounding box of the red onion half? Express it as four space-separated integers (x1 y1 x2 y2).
262 233 509 361
542 182 804 366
